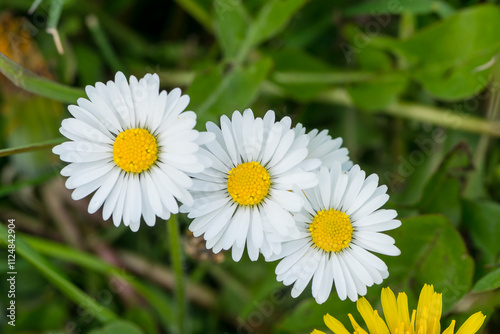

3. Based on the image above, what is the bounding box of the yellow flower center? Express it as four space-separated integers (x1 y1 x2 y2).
227 161 271 206
112 128 158 173
309 209 353 252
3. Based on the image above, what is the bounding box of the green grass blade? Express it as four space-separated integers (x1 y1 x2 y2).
0 224 118 323
0 52 84 103
22 234 177 332
0 137 64 158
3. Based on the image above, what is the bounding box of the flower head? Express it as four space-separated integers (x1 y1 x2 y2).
268 164 401 303
181 109 320 261
53 72 212 231
313 284 486 334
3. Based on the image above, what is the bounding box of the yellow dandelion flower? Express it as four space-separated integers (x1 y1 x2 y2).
314 284 486 334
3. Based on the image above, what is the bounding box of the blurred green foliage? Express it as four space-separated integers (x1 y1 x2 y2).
1 0 500 333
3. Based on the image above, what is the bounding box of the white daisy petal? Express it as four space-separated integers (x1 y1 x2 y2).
271 163 400 303
184 109 318 260
53 73 208 231
88 168 121 214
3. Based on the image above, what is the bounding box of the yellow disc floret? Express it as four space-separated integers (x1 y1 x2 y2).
309 209 353 252
227 161 271 206
113 128 158 173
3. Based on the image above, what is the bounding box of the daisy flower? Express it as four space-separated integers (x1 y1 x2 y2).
268 163 401 304
181 109 320 262
53 72 212 231
294 123 353 171
313 284 486 334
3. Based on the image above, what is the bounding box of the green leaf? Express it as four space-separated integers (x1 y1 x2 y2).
235 0 308 62
415 143 472 225
190 57 273 122
213 0 250 60
356 48 392 72
247 0 308 46
346 73 408 111
88 320 144 334
0 223 118 324
385 215 474 313
395 4 500 100
0 52 84 103
344 0 437 17
472 267 500 293
462 199 500 264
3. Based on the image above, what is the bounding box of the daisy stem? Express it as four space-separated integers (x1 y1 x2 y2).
168 215 188 334
0 137 65 158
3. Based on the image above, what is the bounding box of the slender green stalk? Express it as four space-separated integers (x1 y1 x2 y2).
86 14 126 74
0 52 84 103
46 0 65 53
313 87 500 137
272 71 377 84
0 138 64 158
168 215 187 334
0 224 117 323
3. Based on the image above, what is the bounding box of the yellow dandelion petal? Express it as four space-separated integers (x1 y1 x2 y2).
410 309 417 332
455 312 486 334
324 314 351 334
397 292 411 332
381 287 399 333
348 313 368 334
357 298 389 334
312 330 327 334
442 320 456 334
428 292 442 334
312 285 486 334
374 310 391 334
416 284 434 330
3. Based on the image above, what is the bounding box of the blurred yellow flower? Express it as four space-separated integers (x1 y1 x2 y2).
313 284 485 334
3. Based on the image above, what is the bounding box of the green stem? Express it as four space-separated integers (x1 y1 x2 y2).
0 138 65 158
313 87 500 137
0 52 84 103
0 224 117 323
168 215 187 334
272 71 377 84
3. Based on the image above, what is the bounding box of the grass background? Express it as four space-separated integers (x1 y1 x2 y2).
1 0 500 333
